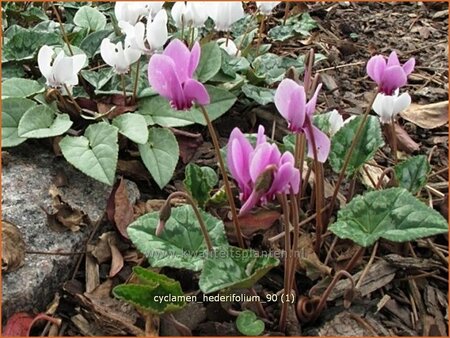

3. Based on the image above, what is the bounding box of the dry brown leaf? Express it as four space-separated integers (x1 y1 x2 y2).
117 160 150 183
2 221 26 273
400 101 448 129
113 178 134 239
91 232 114 264
108 236 124 278
297 234 332 280
85 253 100 294
225 209 280 238
359 162 387 189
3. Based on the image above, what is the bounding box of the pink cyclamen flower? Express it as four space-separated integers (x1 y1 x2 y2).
148 39 210 110
227 125 300 216
274 79 331 163
366 51 415 95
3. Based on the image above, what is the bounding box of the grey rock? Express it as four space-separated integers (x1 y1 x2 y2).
2 144 112 323
124 178 140 205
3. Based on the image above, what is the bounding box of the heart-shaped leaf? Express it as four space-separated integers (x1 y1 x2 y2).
79 30 113 57
329 187 448 247
127 205 228 271
184 163 218 208
138 127 179 189
2 98 37 147
236 310 265 336
18 105 73 138
242 84 275 105
112 113 149 145
73 6 107 32
329 115 384 176
394 155 430 194
113 267 186 315
196 41 222 82
2 78 44 99
59 122 119 185
199 247 279 294
138 85 236 127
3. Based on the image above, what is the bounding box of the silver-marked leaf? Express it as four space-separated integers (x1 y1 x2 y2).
112 113 148 145
138 85 236 127
2 98 36 147
18 105 73 138
236 310 265 336
2 78 44 99
329 115 384 176
127 205 228 271
394 155 430 194
73 6 107 32
59 122 118 185
196 41 222 82
329 187 448 247
199 247 279 294
138 127 179 189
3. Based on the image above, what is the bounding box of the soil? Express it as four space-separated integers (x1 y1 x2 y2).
8 2 448 336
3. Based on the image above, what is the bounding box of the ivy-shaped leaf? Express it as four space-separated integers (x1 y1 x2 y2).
113 266 186 315
329 115 384 176
236 310 265 336
112 113 149 145
184 163 218 208
59 122 119 185
2 78 44 99
127 205 228 271
394 155 430 194
73 6 107 32
199 247 279 294
2 98 37 147
138 85 236 127
329 187 448 247
196 41 222 82
138 127 179 189
241 84 275 105
18 105 73 139
79 29 113 57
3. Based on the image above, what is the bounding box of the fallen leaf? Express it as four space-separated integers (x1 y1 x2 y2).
171 128 203 164
114 178 135 239
297 234 332 280
117 160 150 183
400 101 448 129
384 124 420 154
97 102 137 119
359 162 387 189
2 221 26 272
225 209 280 238
108 236 124 278
4 313 61 336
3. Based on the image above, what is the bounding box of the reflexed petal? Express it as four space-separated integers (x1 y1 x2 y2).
147 9 168 51
256 125 266 146
228 128 253 187
183 79 210 106
188 42 201 79
274 79 306 131
373 94 395 123
124 45 141 67
100 38 117 69
148 54 185 108
393 92 411 116
133 22 147 51
268 162 295 196
304 122 331 163
380 65 407 95
53 54 74 86
289 168 301 194
190 2 209 27
256 1 280 15
171 1 186 28
217 38 240 56
328 109 344 135
37 45 54 80
402 58 415 75
305 83 322 116
387 51 400 67
239 189 261 216
366 55 386 85
163 39 191 82
249 143 280 182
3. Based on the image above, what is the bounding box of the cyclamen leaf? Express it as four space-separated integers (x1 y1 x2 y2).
2 78 44 99
196 41 222 82
18 105 73 139
236 311 265 336
73 6 107 32
329 187 448 247
199 246 279 294
329 115 384 176
112 113 149 145
127 205 228 271
59 122 119 185
242 84 275 105
184 163 218 208
394 155 430 194
138 127 179 189
2 98 37 147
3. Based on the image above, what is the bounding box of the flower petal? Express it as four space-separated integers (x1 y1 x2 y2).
402 58 415 75
366 55 386 85
380 65 407 95
304 121 331 163
256 125 266 146
239 189 261 216
147 9 168 51
148 54 185 108
171 1 186 28
274 79 306 131
393 92 411 116
183 78 210 106
163 39 191 82
188 41 201 79
37 45 54 81
268 162 296 196
305 83 322 116
387 51 400 67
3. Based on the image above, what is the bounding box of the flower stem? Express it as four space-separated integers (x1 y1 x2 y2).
390 118 398 165
288 191 300 299
277 192 291 333
283 2 291 25
199 105 245 249
63 84 82 114
305 118 324 255
131 58 140 105
120 73 127 105
51 2 73 55
162 191 213 252
256 15 266 57
327 89 378 223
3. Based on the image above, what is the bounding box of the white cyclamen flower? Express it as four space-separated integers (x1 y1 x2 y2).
115 2 164 25
171 1 209 28
38 45 86 88
119 9 168 55
256 2 281 15
372 89 411 124
328 109 344 136
100 38 141 74
208 2 245 32
217 38 241 56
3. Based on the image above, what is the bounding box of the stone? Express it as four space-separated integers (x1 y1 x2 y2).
1 144 112 323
